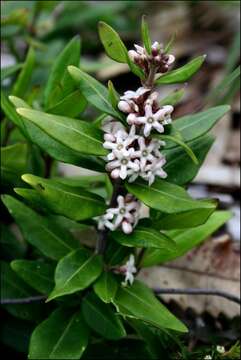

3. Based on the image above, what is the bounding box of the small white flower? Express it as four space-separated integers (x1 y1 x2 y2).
127 104 173 137
216 346 225 354
204 356 212 360
97 212 115 231
134 137 164 171
122 254 137 285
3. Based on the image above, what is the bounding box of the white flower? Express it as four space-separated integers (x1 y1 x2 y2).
106 149 139 180
134 137 164 171
146 155 167 185
103 125 137 161
122 254 137 285
127 104 173 137
97 195 140 234
204 356 212 360
216 346 225 354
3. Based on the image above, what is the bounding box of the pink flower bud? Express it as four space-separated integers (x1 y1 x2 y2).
128 50 138 62
122 221 133 234
110 168 120 179
118 100 132 113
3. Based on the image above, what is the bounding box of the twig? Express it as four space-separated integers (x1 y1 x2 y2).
1 287 240 305
1 295 46 305
154 288 241 305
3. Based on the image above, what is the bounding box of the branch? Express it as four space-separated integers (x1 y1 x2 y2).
154 288 241 305
1 295 46 305
1 287 240 305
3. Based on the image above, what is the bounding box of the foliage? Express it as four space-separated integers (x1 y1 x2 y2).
0 5 237 359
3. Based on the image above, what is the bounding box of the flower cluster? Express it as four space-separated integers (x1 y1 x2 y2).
128 42 175 75
103 86 173 184
97 194 140 234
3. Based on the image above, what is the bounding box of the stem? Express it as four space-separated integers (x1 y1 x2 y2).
95 178 123 255
144 64 157 89
2 288 239 305
154 288 241 305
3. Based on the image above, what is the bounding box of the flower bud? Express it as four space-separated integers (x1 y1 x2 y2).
118 100 132 113
122 221 133 234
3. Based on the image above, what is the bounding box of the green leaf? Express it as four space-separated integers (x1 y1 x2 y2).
1 91 27 136
155 55 206 84
93 272 118 303
98 21 127 63
141 15 152 54
160 88 185 106
21 174 107 221
151 200 217 230
1 143 29 186
163 134 215 185
68 65 121 118
108 80 120 109
29 307 89 359
111 227 177 250
82 291 126 340
47 90 87 118
11 260 55 294
1 63 23 80
104 241 132 266
164 33 176 53
141 210 232 267
113 280 188 333
47 248 103 301
1 195 79 260
9 96 105 172
16 108 107 156
172 105 230 144
12 47 35 97
126 179 215 214
0 223 27 260
154 134 198 164
44 36 81 109
1 261 43 321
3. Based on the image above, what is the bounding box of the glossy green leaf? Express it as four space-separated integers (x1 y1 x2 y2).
111 227 177 250
22 174 107 221
141 15 152 54
82 291 126 340
1 63 23 80
151 200 217 230
113 281 188 333
1 143 29 186
68 65 120 118
1 261 43 321
44 36 81 109
155 55 206 84
93 272 118 303
16 108 107 156
1 195 79 260
47 90 87 118
104 241 132 266
1 91 27 136
29 307 89 359
47 249 102 301
163 135 215 185
154 134 198 164
14 188 50 212
159 88 185 106
12 47 35 97
98 21 127 63
141 211 232 267
108 80 120 109
11 260 55 294
0 223 26 260
9 96 104 171
172 105 230 144
126 179 215 214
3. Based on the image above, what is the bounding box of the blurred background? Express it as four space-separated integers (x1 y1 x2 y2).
1 0 240 357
